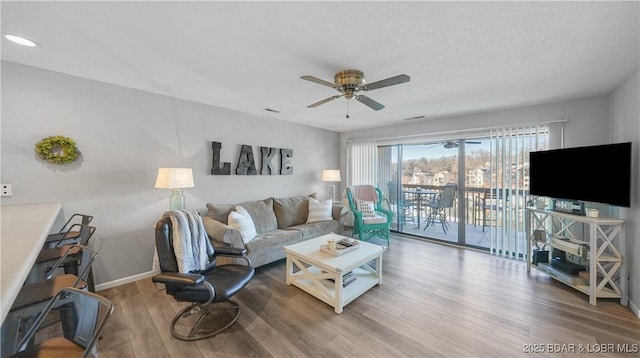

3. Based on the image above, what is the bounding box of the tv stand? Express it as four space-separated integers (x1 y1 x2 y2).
525 207 627 306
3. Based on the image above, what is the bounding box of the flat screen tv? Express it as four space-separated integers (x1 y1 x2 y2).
529 142 632 208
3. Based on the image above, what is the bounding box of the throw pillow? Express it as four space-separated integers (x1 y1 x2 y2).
356 199 376 217
239 198 277 233
307 198 333 223
274 195 309 228
228 206 257 243
206 203 235 224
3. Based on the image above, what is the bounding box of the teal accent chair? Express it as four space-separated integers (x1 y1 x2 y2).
346 185 393 246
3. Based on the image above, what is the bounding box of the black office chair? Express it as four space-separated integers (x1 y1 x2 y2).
9 287 113 358
152 215 255 341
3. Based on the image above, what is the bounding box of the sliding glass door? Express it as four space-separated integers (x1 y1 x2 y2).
379 141 462 243
403 142 460 242
377 128 550 251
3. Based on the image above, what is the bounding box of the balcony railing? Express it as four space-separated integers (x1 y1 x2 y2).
389 184 530 229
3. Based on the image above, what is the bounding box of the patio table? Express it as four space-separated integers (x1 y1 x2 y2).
402 188 437 228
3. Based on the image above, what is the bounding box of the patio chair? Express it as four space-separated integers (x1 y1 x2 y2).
423 183 457 234
346 185 393 246
474 188 509 231
386 182 416 229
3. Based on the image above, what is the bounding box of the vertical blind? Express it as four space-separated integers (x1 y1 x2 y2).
377 146 394 190
346 140 377 187
345 140 377 227
488 124 562 259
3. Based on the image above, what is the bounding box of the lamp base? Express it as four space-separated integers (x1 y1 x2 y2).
169 189 185 211
328 182 336 202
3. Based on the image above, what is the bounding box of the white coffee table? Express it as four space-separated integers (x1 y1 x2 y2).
284 233 383 314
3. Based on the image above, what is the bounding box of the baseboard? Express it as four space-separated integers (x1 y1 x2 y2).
629 298 640 318
95 270 158 292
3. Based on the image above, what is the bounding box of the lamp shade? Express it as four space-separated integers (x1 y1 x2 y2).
322 170 341 182
154 168 195 189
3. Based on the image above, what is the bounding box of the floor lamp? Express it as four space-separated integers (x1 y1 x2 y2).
322 169 341 202
155 168 195 210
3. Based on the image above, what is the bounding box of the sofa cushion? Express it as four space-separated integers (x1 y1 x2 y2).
274 195 309 228
241 198 277 234
245 229 303 251
206 203 235 224
244 229 304 265
289 220 339 238
207 198 277 233
307 198 333 223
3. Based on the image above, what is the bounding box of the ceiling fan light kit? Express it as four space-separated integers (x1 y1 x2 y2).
335 69 364 99
300 69 410 114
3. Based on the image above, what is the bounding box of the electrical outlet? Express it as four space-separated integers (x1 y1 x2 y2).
1 184 12 197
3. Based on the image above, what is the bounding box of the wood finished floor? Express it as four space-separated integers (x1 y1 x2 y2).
97 235 640 357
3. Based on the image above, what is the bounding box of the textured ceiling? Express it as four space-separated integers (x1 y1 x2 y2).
2 1 638 132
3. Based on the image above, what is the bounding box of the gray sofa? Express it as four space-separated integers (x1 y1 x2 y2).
203 194 347 267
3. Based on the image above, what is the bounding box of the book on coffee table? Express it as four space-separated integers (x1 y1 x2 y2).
328 271 357 287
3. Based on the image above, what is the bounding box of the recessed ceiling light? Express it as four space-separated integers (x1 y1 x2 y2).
4 34 37 47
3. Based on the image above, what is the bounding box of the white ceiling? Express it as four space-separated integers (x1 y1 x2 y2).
2 1 638 132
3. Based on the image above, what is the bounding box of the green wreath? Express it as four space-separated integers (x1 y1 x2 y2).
35 135 80 164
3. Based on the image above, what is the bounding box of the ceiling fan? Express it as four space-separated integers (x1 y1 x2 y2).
300 69 410 114
428 140 482 149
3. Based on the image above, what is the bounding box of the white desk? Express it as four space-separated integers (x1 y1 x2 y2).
1 203 62 323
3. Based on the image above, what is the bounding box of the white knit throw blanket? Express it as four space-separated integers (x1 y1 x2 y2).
163 209 212 273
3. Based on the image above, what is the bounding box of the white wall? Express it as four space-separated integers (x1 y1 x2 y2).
609 67 640 316
1 61 340 286
341 94 610 146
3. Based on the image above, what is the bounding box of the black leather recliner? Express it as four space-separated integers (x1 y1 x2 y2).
152 216 254 341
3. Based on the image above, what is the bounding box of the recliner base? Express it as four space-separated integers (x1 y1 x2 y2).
170 299 240 341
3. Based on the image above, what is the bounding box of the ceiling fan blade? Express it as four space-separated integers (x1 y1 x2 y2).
362 74 410 91
356 95 385 111
307 95 342 108
300 75 338 89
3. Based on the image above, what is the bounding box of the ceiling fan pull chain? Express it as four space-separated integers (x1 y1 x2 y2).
346 100 350 119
